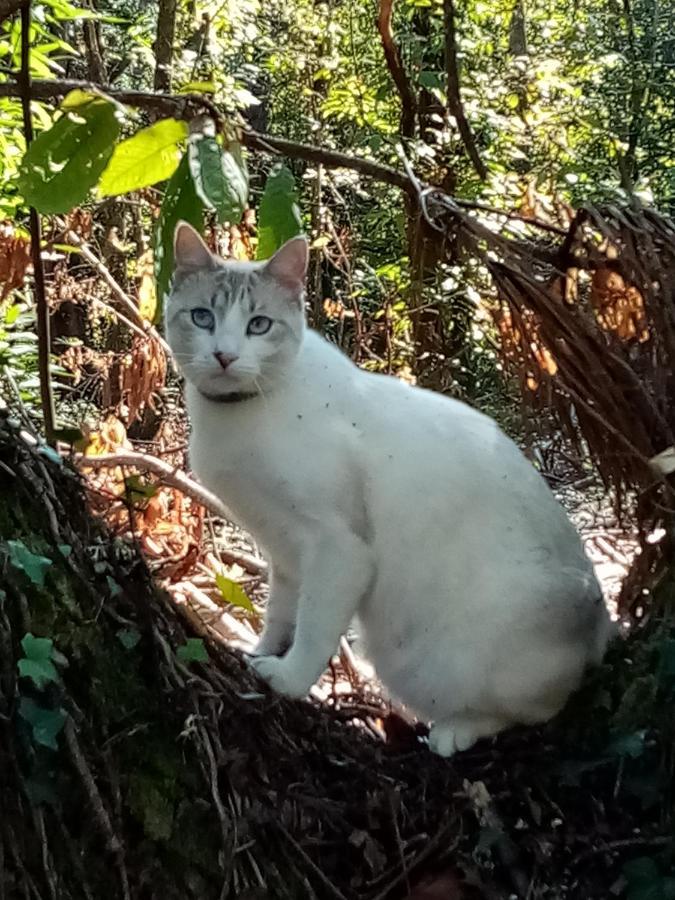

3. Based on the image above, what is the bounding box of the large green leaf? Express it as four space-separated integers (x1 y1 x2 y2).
17 90 120 214
256 164 303 260
188 133 248 224
153 152 203 319
215 572 254 614
18 633 59 689
7 539 52 586
98 118 188 198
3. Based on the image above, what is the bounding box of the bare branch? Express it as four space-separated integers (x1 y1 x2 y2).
377 0 416 139
442 0 487 181
74 449 269 576
75 449 229 519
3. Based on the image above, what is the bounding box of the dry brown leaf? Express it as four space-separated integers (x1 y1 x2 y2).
0 222 31 300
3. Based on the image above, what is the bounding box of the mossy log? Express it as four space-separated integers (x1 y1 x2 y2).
0 411 671 899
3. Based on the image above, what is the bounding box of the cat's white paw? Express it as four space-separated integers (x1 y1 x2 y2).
428 717 505 757
428 723 462 757
249 654 311 699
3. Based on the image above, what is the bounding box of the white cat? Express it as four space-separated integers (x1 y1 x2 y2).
165 222 613 757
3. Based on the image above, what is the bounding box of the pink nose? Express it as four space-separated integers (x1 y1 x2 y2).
214 351 238 370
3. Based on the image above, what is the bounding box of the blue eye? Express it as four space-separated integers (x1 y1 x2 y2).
247 315 273 336
191 308 214 329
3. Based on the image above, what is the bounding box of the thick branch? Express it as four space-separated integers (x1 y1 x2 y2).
377 0 417 139
442 0 487 181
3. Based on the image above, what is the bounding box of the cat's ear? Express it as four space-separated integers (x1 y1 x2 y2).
173 221 214 271
263 236 308 291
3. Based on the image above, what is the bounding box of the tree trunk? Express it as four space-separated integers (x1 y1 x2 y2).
154 0 178 93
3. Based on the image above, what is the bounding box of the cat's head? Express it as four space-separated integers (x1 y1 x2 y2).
164 222 308 398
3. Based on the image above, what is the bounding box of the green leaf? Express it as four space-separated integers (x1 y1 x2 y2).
18 634 59 689
256 164 303 260
98 118 188 198
17 92 120 213
178 81 216 94
19 698 66 750
124 474 158 501
419 71 442 89
215 573 254 613
153 152 204 318
177 638 208 663
7 540 52 586
188 133 248 224
117 628 141 650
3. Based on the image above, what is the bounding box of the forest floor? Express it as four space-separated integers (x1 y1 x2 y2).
5 406 673 900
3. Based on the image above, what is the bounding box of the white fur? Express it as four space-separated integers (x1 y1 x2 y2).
166 227 612 757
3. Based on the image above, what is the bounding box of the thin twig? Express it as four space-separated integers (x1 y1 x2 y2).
18 3 56 444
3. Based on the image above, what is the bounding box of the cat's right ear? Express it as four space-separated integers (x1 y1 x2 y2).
173 221 214 271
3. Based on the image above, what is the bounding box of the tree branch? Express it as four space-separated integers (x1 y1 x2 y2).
0 78 414 195
377 0 417 139
19 3 56 444
442 0 487 181
75 449 229 519
74 449 269 576
0 77 567 234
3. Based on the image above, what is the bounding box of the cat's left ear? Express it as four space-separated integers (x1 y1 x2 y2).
263 236 308 292
173 221 215 271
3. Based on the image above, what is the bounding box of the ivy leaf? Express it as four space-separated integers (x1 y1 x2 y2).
153 152 204 320
18 633 60 689
256 164 303 260
7 540 52 586
188 132 248 224
117 628 141 650
177 638 208 663
19 698 66 750
98 118 188 197
215 573 254 613
17 91 120 213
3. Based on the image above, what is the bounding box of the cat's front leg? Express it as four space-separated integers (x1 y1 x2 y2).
253 568 299 657
250 526 374 699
